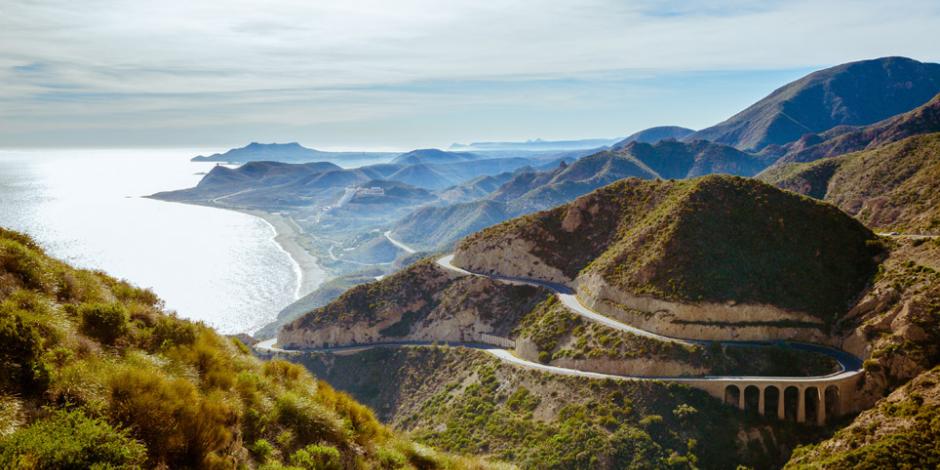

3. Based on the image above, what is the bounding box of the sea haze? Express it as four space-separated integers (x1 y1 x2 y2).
0 148 316 333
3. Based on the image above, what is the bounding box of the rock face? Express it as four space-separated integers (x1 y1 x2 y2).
835 237 940 403
278 261 546 349
577 272 830 343
451 237 569 285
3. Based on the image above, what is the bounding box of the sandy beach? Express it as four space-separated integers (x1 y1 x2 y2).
246 209 327 301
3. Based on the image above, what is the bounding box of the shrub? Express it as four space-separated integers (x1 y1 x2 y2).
538 351 551 364
376 446 408 469
275 392 348 447
0 409 146 469
108 367 237 467
673 404 698 419
79 302 128 345
290 443 341 470
0 305 47 392
150 315 197 349
0 238 52 293
250 439 275 462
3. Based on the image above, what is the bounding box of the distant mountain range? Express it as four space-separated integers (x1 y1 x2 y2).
688 57 940 152
390 139 769 251
156 150 545 206
450 137 620 151
614 126 695 147
191 142 398 163
391 148 482 165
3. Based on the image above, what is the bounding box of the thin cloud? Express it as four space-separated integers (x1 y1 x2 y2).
1 0 938 147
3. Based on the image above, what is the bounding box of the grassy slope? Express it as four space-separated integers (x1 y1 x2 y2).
298 346 835 470
460 175 881 320
762 132 940 234
0 228 489 469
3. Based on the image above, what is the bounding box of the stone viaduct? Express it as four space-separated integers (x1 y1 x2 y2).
673 372 863 425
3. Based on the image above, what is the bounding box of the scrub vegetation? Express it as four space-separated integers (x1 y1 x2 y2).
0 227 494 469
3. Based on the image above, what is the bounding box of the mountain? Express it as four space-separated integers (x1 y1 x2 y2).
152 155 540 207
771 92 940 165
389 140 769 251
615 139 770 179
391 148 481 165
455 175 880 321
450 137 620 151
436 171 520 203
385 163 454 189
0 228 480 468
391 199 513 251
688 57 940 152
191 142 397 164
254 269 383 340
614 126 695 147
761 132 940 234
389 152 657 250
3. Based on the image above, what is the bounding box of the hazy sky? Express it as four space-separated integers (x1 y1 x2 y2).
2 0 939 150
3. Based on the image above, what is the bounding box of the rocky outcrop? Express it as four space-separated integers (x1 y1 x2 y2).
835 238 940 403
451 236 570 285
577 272 831 343
279 261 547 349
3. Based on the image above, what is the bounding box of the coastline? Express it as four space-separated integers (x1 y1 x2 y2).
145 194 330 333
246 209 327 301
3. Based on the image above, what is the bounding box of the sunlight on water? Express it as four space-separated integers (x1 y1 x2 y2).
0 148 304 333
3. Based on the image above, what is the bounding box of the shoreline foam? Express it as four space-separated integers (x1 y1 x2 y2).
246 209 327 301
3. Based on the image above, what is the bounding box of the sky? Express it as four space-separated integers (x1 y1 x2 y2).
1 0 939 150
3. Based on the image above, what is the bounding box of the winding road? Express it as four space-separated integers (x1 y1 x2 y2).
384 230 416 254
257 241 864 387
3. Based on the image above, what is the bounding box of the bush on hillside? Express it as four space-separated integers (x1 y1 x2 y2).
79 302 129 345
0 409 146 469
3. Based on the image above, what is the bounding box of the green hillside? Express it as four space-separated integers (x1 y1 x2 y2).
298 346 832 470
0 228 489 469
460 176 881 320
762 132 940 234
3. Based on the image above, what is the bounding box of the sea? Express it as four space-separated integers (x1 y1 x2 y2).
0 148 309 334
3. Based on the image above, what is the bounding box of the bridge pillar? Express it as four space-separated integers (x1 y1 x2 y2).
777 386 785 420
817 387 827 426
738 386 745 410
758 386 765 416
796 386 806 423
